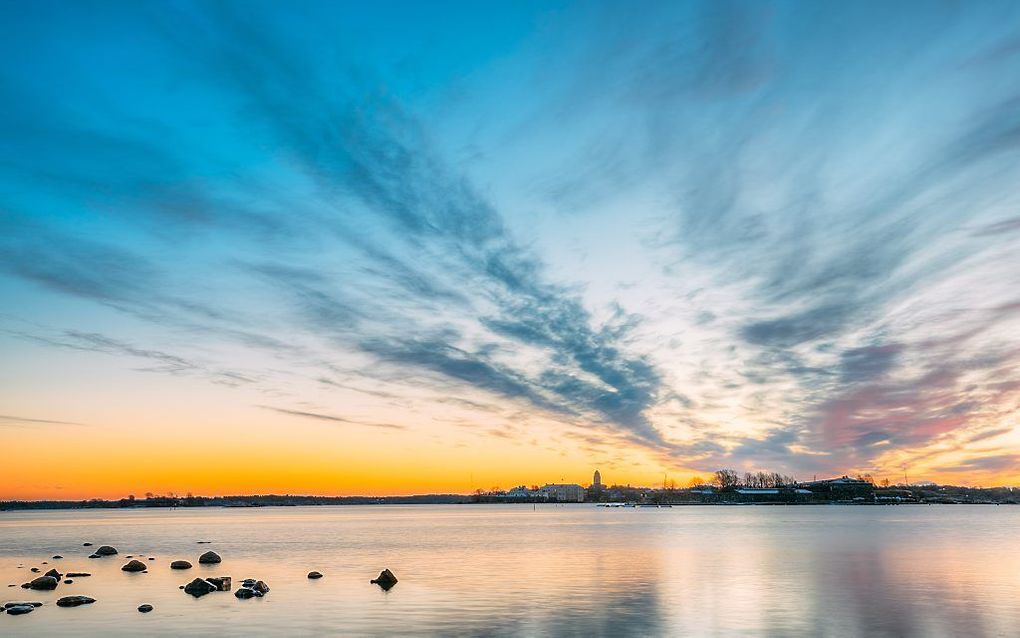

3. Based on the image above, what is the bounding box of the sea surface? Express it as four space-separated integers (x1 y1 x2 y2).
1 504 1018 637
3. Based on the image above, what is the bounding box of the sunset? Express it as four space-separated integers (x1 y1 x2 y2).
2 1 1020 635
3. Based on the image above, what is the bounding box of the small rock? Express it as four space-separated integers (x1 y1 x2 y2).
198 551 221 564
88 554 100 559
52 555 63 559
241 578 256 587
307 571 324 579
122 560 147 572
4 602 43 608
148 557 155 561
206 576 231 591
64 579 73 584
30 567 40 573
183 578 216 597
178 585 184 589
83 542 93 547
44 568 62 580
5 604 35 615
137 604 153 613
66 572 91 578
370 569 398 591
234 587 257 599
56 595 96 607
253 580 270 595
197 541 211 544
94 545 118 556
41 561 48 565
27 576 59 591
170 560 192 570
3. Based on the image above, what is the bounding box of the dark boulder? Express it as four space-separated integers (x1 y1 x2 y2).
234 587 257 599
4 602 43 608
121 560 147 572
95 546 118 556
138 604 153 613
148 557 155 561
307 571 324 579
206 576 231 591
64 579 73 584
44 568 62 580
370 569 398 591
170 560 192 570
5 604 35 615
241 578 256 587
198 551 221 564
56 595 96 607
183 578 216 597
27 576 59 590
253 580 270 595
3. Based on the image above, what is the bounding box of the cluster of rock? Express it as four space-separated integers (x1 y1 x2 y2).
183 576 232 597
2 601 43 616
22 568 63 591
235 578 270 599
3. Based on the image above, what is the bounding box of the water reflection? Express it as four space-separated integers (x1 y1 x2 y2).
1 505 1019 636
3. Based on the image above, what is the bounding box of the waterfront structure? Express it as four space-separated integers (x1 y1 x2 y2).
541 483 585 502
801 476 874 501
593 470 602 489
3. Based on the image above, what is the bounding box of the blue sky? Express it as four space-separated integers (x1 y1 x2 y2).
2 0 1020 493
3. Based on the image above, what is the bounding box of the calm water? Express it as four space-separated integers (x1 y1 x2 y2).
1 504 1018 637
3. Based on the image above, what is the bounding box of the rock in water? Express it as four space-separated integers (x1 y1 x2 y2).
370 569 398 591
5 604 35 615
241 578 256 587
198 551 221 564
138 604 153 613
206 576 231 591
170 560 192 570
253 580 270 595
307 571 324 579
27 576 59 590
52 555 63 559
3 602 43 608
44 568 62 580
94 546 118 556
66 572 91 578
64 579 73 584
83 543 93 547
56 595 96 607
183 578 216 597
121 560 147 572
234 587 257 599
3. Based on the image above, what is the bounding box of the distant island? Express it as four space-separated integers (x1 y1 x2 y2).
3 471 1018 510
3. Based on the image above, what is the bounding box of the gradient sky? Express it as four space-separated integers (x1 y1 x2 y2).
2 0 1020 499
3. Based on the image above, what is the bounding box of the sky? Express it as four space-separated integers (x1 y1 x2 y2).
2 0 1020 499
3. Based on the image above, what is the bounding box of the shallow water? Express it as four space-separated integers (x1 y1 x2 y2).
1 504 1018 636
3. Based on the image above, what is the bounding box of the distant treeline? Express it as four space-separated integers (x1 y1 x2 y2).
0 493 472 510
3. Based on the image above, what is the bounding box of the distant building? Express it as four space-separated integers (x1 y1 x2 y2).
542 483 585 502
593 470 602 489
801 476 874 501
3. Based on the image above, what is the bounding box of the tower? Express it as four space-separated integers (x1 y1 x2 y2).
593 469 602 489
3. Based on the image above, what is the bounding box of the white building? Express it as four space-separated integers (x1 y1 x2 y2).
541 483 585 502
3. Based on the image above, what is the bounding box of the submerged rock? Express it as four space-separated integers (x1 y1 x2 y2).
88 554 100 559
83 542 93 547
170 560 192 570
198 551 221 564
52 555 63 559
27 576 59 591
183 578 216 597
121 560 147 572
370 569 398 591
4 602 43 608
94 546 118 556
66 572 91 578
138 604 153 613
64 579 73 584
30 567 40 573
56 595 96 607
206 576 231 591
5 604 35 615
148 557 156 561
307 571 324 579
